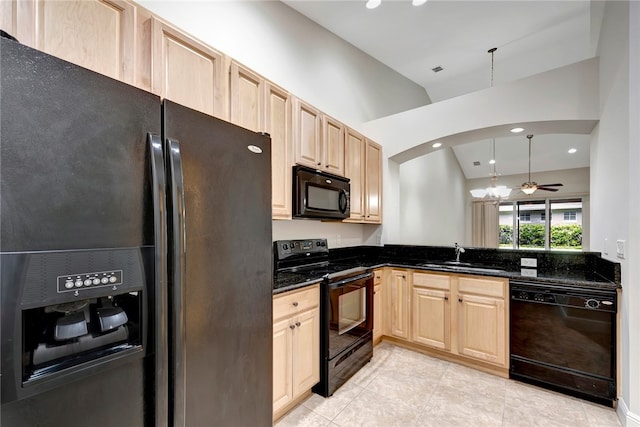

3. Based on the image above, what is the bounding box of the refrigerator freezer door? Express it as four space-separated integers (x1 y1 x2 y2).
163 100 273 427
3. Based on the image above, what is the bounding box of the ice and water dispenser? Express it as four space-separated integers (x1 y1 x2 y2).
1 248 152 403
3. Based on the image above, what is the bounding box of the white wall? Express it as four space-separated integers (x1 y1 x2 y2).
398 148 466 246
590 1 639 425
361 58 600 161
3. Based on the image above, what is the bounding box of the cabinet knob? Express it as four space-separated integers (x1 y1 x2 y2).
444 296 449 301
458 298 463 303
292 301 298 307
295 321 301 327
289 324 296 330
402 275 406 279
317 162 321 166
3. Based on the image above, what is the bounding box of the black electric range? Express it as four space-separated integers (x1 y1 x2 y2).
274 239 374 397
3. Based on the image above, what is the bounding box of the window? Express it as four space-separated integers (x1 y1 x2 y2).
500 198 583 251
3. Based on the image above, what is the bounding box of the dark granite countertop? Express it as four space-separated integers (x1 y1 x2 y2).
273 244 621 295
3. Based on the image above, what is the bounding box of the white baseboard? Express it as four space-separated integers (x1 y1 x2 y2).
617 397 640 427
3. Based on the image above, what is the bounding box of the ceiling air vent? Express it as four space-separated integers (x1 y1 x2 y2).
432 66 443 73
473 161 481 166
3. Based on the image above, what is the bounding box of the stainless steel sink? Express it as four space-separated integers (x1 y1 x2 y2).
419 262 504 274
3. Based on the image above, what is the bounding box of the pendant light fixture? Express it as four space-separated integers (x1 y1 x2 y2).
469 48 512 200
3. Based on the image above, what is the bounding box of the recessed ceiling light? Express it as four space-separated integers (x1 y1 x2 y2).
412 0 427 6
568 148 577 154
489 159 496 165
365 0 381 9
510 127 525 133
432 142 442 148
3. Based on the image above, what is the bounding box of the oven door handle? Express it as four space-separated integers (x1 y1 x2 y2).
328 272 373 288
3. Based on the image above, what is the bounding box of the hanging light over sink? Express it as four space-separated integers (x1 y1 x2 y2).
469 48 511 200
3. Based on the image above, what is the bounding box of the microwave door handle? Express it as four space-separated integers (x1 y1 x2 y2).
339 189 349 214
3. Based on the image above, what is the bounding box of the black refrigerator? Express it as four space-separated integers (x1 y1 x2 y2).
0 36 272 426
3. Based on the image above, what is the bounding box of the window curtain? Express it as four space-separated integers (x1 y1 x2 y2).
472 201 499 248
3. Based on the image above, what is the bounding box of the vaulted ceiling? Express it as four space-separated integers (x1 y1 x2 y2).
282 0 595 178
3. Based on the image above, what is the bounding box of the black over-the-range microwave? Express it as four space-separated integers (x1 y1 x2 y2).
293 165 350 220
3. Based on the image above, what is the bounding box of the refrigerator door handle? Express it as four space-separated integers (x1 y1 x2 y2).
149 133 169 427
166 137 187 427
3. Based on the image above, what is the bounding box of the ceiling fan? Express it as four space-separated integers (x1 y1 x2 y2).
521 134 564 195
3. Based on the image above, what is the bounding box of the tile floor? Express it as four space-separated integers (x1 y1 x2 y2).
275 341 621 427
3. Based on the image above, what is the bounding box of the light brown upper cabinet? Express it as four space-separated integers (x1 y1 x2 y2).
13 0 136 85
1 1 17 39
321 115 345 177
365 140 383 223
293 98 345 177
230 62 263 132
265 82 293 220
151 17 229 119
344 129 382 224
292 97 322 171
229 61 292 219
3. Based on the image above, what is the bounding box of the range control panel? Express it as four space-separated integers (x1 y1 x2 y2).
274 238 328 261
57 270 123 293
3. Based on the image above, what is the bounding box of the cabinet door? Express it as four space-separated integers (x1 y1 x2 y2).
273 318 293 415
265 82 292 220
390 271 410 339
344 129 366 222
365 140 383 223
16 0 135 84
292 308 320 396
151 18 228 119
322 115 345 176
230 61 263 132
1 1 16 39
457 293 506 366
373 283 382 343
293 98 322 169
413 288 450 350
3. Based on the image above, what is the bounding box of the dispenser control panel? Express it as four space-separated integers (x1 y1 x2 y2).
57 270 123 293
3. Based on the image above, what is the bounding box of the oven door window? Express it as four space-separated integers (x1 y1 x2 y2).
338 286 366 334
328 282 371 360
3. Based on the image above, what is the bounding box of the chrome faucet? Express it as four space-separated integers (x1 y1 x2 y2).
454 242 465 263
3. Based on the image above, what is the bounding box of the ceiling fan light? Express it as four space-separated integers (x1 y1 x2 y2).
521 183 537 195
365 0 381 9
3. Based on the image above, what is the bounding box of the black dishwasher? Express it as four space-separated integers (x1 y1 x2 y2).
510 280 617 406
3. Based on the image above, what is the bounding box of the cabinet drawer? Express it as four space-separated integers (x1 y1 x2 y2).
273 284 320 321
458 276 506 298
413 272 450 290
373 269 383 285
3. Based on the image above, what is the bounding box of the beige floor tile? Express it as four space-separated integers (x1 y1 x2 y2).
332 388 422 427
416 383 504 427
275 342 622 427
302 381 364 421
365 370 437 409
275 404 332 427
581 400 622 426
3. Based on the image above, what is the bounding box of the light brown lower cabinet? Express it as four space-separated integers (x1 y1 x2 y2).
372 269 383 343
383 270 510 372
272 284 320 420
